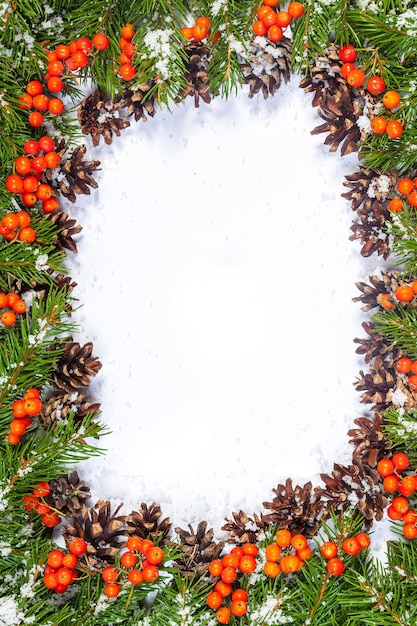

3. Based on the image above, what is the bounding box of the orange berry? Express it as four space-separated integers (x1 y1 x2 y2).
407 191 417 208
206 591 223 609
142 564 159 582
104 582 120 598
28 111 44 127
403 523 417 539
238 555 257 574
397 178 415 195
320 541 338 559
388 198 403 212
392 451 410 470
347 68 365 87
230 599 247 617
102 566 119 583
26 80 43 96
119 63 136 80
128 568 143 584
326 557 345 576
383 474 400 492
263 560 280 577
275 11 292 27
9 420 27 436
121 23 135 40
192 24 207 40
382 90 401 110
408 374 417 391
215 607 231 624
208 559 223 577
370 116 387 134
48 97 65 115
196 16 211 29
287 1 304 18
120 550 137 568
355 532 371 549
252 20 267 36
267 24 283 42
242 543 258 556
265 543 281 562
392 496 409 515
18 227 36 243
180 27 194 40
92 33 109 50
379 293 394 310
146 546 164 565
377 458 395 477
386 119 403 139
7 432 20 445
275 529 292 547
291 534 308 551
1 310 16 326
396 285 414 303
342 537 361 556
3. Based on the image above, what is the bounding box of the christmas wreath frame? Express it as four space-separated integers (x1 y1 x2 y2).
2 1 417 624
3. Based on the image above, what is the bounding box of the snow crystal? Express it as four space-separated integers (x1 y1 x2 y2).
0 541 11 557
143 29 173 80
249 594 294 624
367 174 391 199
356 114 372 133
211 0 227 15
35 253 49 271
390 387 408 407
0 596 26 626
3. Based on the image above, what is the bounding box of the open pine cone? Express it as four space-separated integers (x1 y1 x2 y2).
262 479 325 538
222 510 264 545
178 41 212 106
52 341 102 392
124 502 171 545
174 521 225 578
63 500 126 571
241 36 292 99
78 89 130 146
45 471 91 516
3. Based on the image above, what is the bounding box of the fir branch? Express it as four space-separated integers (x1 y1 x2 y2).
382 407 417 466
372 306 417 358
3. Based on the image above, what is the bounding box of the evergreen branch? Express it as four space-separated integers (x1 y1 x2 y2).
372 307 417 358
382 407 417 466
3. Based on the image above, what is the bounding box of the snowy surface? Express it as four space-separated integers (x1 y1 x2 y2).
66 75 390 537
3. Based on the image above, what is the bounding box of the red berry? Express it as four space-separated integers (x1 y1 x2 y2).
339 44 357 63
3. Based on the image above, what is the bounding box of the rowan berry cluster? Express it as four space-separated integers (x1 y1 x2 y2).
0 210 35 243
102 537 165 599
6 387 41 445
180 16 217 43
5 136 60 215
252 1 304 43
43 538 87 594
377 452 417 539
118 24 137 81
337 44 403 139
206 543 259 622
263 528 312 578
379 280 417 310
0 291 26 329
319 531 371 576
22 480 61 528
388 176 417 213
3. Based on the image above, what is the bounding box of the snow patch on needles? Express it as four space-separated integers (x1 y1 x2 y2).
144 29 174 81
249 594 294 624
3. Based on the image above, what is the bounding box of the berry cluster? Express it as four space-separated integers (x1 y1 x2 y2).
0 210 36 243
319 531 371 576
379 280 417 310
118 23 137 81
102 537 165 598
377 452 417 539
337 44 403 139
0 291 26 329
180 16 216 42
388 176 417 213
43 538 87 594
6 386 42 444
252 1 304 43
22 480 60 528
18 78 64 129
5 136 61 214
263 528 312 577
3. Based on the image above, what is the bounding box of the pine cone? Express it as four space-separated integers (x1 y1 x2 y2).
120 83 158 121
174 521 225 578
45 211 82 254
63 500 126 571
355 361 397 411
42 140 101 203
353 322 401 367
52 341 102 392
45 471 91 516
347 414 390 467
78 89 130 147
261 479 325 538
178 42 212 106
39 390 101 429
300 45 374 155
221 510 265 545
125 502 171 545
241 37 292 99
319 458 389 525
343 167 397 258
353 271 401 312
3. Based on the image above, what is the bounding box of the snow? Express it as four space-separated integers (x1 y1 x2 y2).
66 75 390 537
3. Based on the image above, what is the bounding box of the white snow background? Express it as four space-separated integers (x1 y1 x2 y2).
65 74 392 551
